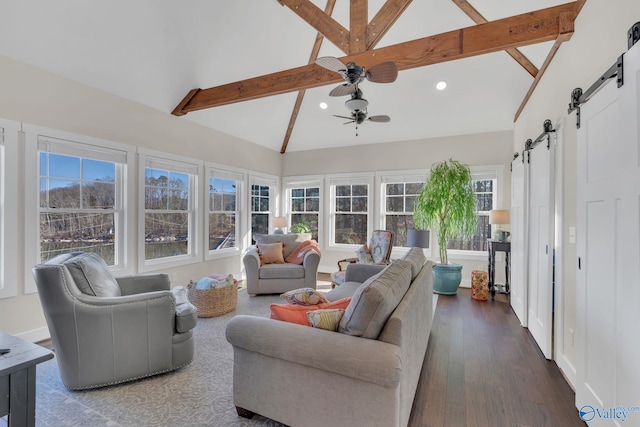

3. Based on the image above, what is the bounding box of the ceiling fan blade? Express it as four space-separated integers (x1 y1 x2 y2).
329 84 355 97
365 61 398 83
333 114 354 120
316 56 346 73
368 115 391 123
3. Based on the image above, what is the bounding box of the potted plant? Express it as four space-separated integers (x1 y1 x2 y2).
413 159 477 294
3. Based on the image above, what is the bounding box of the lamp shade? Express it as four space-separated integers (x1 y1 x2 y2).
489 210 510 225
273 216 287 228
407 229 430 248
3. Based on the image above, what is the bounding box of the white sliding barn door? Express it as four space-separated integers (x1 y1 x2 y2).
527 138 555 360
576 41 640 424
510 155 528 326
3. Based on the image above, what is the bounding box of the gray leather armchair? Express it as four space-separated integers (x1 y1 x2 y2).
32 252 197 390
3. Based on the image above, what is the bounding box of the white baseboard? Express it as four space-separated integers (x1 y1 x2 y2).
556 353 577 390
17 326 50 343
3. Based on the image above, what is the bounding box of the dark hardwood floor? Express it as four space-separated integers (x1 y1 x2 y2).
409 288 586 427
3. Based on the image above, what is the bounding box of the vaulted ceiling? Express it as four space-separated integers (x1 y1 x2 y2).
0 0 581 153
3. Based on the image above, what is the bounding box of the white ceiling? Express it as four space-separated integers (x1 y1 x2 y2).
0 0 570 152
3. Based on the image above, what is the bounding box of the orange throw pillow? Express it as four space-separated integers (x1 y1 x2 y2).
270 297 352 326
257 242 285 266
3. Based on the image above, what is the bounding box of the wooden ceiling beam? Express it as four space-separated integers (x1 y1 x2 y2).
367 0 413 49
350 0 368 54
172 2 576 116
277 0 350 55
280 0 337 154
452 0 538 77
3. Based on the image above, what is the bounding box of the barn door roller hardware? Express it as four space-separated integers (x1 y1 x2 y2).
525 119 555 152
568 22 640 128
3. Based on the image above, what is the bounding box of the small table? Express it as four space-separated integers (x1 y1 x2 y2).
487 239 511 300
0 331 54 427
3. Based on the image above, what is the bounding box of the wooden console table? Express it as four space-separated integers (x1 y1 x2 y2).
0 331 53 427
487 239 511 300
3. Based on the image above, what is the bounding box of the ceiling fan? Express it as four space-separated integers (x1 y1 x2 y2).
332 88 390 136
315 56 398 97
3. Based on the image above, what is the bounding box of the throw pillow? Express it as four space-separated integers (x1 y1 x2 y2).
307 309 345 331
339 260 412 339
280 287 327 305
257 242 285 266
270 297 351 326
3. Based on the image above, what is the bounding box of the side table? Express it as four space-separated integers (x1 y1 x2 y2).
0 331 53 427
487 239 511 300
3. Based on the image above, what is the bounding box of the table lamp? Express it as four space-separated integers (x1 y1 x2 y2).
273 216 287 234
489 210 510 242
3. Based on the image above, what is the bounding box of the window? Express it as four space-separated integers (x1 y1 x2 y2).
37 136 127 267
206 165 243 256
250 175 277 243
285 177 322 242
380 173 426 247
447 167 502 254
329 175 372 246
139 151 200 268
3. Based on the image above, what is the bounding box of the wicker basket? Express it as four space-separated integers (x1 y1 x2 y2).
187 280 238 318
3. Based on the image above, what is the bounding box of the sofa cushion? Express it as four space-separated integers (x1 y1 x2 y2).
254 233 311 259
62 252 121 297
258 263 305 279
324 280 365 302
281 287 327 305
401 247 427 280
338 260 412 339
257 242 285 265
270 297 352 326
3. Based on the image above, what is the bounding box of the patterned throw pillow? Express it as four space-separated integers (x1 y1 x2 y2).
257 242 285 266
280 287 328 305
307 309 346 331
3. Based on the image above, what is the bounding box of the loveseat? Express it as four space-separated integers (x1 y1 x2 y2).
226 247 434 427
243 233 320 295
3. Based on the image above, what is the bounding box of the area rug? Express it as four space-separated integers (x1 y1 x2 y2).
32 278 437 427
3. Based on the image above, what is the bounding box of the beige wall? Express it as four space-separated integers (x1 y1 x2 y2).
0 55 281 339
513 0 640 384
283 131 514 283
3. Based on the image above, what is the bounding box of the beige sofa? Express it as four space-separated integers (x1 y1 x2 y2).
226 247 433 427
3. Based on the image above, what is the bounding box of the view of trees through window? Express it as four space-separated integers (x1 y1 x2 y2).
144 168 190 260
251 184 270 243
334 184 368 244
384 182 423 247
209 176 237 250
290 187 319 241
447 179 493 251
39 152 117 264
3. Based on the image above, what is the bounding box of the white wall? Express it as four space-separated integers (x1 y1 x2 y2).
513 0 640 386
283 131 514 284
0 55 282 340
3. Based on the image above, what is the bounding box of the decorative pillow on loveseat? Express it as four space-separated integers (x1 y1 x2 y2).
270 297 351 326
280 287 327 305
338 260 412 339
307 309 345 331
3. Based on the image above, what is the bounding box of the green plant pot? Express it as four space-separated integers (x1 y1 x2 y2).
433 263 463 295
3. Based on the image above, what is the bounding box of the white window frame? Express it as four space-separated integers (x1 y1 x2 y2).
138 148 202 272
0 119 19 299
327 173 374 248
376 170 430 256
204 162 244 260
283 175 323 243
24 125 135 293
249 173 278 243
446 165 504 261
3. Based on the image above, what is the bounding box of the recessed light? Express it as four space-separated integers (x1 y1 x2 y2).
436 81 447 91
319 102 328 109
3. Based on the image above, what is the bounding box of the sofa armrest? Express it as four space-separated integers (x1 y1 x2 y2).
116 273 171 295
226 315 401 388
344 263 386 283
